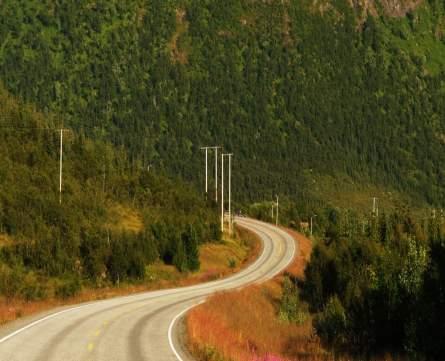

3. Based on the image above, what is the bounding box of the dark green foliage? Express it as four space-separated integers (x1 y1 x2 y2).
172 239 188 273
279 275 308 324
314 295 347 347
0 265 25 301
303 208 445 359
0 86 220 299
183 225 200 272
21 271 47 301
0 1 444 207
0 4 444 357
417 240 445 359
55 276 81 299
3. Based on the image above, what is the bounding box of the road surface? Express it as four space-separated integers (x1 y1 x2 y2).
0 218 296 361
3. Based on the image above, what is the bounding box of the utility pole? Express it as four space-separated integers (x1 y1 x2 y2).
59 128 63 204
372 197 378 217
200 147 210 198
58 128 71 204
275 195 279 226
200 146 220 201
227 154 233 234
102 165 106 193
221 153 224 232
220 153 233 233
213 146 220 202
310 214 317 236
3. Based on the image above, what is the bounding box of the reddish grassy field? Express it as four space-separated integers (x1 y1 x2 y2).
186 227 333 361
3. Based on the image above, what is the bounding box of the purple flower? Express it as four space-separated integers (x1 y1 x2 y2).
251 355 286 361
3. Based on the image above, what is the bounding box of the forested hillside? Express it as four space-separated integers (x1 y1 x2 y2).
1 2 445 358
301 206 445 359
1 0 445 207
0 85 219 300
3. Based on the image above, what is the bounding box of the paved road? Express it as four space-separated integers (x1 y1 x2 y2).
0 218 296 361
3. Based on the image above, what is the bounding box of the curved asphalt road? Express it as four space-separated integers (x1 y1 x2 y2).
0 218 296 361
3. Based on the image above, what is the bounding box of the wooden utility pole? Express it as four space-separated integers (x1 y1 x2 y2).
275 195 279 226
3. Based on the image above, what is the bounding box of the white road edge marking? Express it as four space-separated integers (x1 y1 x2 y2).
0 219 296 357
168 222 297 360
168 301 205 361
0 285 206 345
0 304 89 344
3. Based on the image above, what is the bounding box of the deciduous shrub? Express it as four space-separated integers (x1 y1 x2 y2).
314 295 347 346
55 276 81 299
279 276 308 324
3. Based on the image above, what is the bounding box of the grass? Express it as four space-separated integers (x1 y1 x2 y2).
144 226 261 287
0 225 260 325
0 234 14 247
104 203 144 234
186 227 332 361
308 173 426 214
381 1 445 75
186 227 409 361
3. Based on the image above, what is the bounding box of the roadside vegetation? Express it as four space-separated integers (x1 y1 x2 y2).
302 207 445 360
186 229 326 361
0 225 259 325
0 86 237 323
187 209 445 361
0 1 445 358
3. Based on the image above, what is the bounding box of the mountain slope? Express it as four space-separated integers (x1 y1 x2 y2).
0 0 444 207
0 85 220 300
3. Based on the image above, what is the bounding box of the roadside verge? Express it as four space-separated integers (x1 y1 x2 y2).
184 226 331 361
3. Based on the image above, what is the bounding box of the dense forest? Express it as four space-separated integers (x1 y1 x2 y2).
0 0 445 207
1 1 445 358
293 207 445 360
0 86 220 300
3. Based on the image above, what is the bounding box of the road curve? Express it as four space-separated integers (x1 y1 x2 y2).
0 218 296 361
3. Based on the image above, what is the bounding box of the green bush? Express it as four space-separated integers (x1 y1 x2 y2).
21 271 47 301
55 277 81 299
228 257 237 268
0 264 23 300
315 295 348 346
279 276 308 324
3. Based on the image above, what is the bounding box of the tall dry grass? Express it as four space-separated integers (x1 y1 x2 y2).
187 282 330 361
186 228 332 361
186 227 407 361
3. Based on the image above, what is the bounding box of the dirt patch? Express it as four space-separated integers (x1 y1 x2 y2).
379 0 423 17
167 8 189 65
347 0 424 26
283 10 293 46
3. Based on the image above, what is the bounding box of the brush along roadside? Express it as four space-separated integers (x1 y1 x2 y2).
185 227 334 361
0 226 260 325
